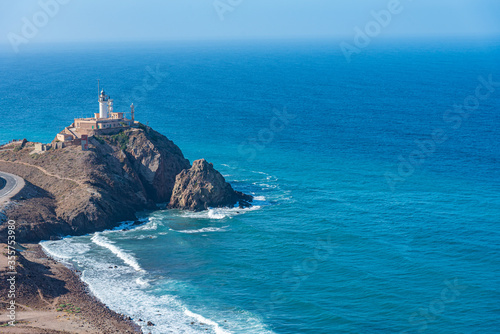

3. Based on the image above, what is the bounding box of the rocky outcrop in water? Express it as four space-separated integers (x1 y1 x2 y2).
169 159 253 211
0 124 251 242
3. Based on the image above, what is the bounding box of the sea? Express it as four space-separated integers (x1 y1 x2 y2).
0 38 499 333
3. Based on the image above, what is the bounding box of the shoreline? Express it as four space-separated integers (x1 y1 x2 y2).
0 243 143 334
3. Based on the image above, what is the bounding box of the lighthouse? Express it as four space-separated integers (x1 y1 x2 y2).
72 84 134 138
99 90 109 119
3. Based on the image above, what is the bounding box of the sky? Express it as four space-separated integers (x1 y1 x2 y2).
0 0 499 45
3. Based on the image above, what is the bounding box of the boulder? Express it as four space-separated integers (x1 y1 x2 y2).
169 159 253 211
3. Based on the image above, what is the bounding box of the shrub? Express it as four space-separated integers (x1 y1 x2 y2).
94 136 105 145
111 132 129 150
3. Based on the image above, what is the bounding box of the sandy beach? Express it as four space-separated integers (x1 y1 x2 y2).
0 243 143 334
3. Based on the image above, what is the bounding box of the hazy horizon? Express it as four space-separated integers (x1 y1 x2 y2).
1 0 499 48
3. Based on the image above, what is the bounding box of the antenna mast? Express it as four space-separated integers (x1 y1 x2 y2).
97 79 100 99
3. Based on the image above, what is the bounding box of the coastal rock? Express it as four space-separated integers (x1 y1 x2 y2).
123 126 190 202
0 124 251 242
169 159 253 211
0 125 190 242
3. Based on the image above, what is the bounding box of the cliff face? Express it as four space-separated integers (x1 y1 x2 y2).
169 159 253 211
123 127 190 202
0 125 251 242
0 126 190 242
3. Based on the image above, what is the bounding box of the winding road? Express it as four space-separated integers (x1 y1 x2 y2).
0 171 25 207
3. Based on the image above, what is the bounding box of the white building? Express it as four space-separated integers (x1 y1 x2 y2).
71 89 135 136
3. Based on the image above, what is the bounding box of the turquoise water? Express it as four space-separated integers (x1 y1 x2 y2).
1 39 500 333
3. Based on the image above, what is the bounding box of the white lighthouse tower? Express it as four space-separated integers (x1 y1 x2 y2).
99 90 109 119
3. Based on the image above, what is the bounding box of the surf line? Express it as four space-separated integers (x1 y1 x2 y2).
91 233 143 272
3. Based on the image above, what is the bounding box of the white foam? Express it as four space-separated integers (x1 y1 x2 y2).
253 195 266 201
250 170 278 181
208 209 230 220
81 268 210 334
136 277 150 287
176 226 228 234
178 206 261 220
254 182 279 189
40 239 90 260
136 221 158 231
41 236 277 334
184 309 231 334
91 233 143 272
136 235 158 240
250 170 269 176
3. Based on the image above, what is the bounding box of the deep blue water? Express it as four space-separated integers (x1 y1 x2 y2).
1 39 499 333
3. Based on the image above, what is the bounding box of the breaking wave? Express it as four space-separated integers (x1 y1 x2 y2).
41 235 275 334
91 233 143 272
175 226 229 234
184 309 231 334
177 206 261 220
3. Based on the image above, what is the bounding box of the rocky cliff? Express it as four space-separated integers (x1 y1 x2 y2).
169 159 253 211
0 125 251 242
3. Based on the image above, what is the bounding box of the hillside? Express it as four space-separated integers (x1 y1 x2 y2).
0 125 251 242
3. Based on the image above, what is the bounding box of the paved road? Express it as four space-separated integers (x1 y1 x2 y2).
0 171 25 207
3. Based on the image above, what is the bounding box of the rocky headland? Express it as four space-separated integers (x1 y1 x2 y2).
169 158 253 211
0 124 252 243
